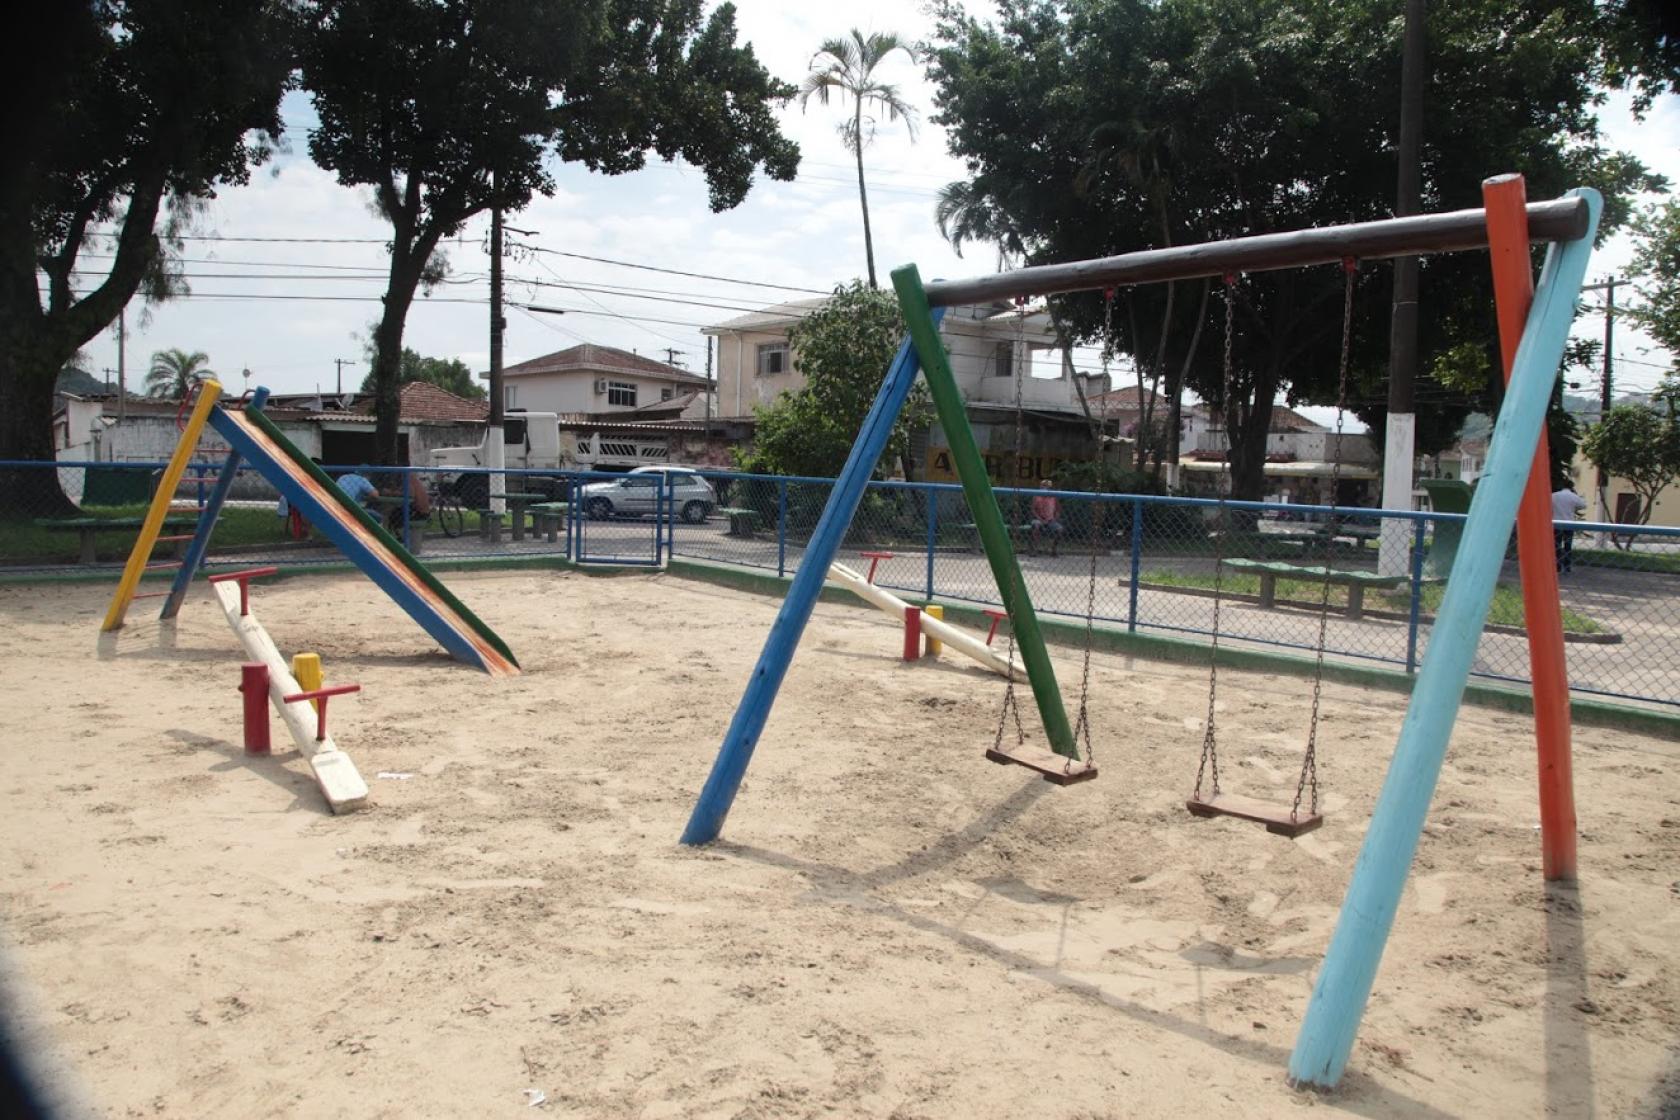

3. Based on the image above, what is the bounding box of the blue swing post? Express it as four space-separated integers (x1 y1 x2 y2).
1287 188 1600 1090
681 311 946 845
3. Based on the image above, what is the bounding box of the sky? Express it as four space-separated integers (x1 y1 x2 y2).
67 1 1679 428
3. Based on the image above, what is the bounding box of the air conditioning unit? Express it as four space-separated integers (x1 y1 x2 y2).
594 378 608 393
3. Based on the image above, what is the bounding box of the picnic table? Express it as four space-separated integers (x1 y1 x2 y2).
34 516 195 565
719 506 761 538
502 491 548 542
1222 557 1404 621
530 502 569 543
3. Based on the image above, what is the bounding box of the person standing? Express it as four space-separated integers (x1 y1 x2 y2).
1551 479 1587 574
1029 478 1064 557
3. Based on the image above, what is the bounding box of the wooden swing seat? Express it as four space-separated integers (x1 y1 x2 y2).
986 744 1098 786
1186 792 1323 837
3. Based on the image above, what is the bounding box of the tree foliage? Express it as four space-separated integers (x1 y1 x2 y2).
359 347 484 400
145 348 216 399
301 0 799 465
1625 198 1680 374
801 30 919 288
736 283 931 479
0 0 291 513
924 0 1665 500
1580 402 1680 525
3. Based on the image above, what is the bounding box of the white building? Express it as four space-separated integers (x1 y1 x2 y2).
493 344 713 419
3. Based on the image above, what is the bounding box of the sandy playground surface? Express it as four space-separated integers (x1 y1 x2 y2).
1 568 1677 1119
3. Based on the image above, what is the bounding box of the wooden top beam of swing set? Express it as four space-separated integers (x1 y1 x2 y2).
920 196 1590 308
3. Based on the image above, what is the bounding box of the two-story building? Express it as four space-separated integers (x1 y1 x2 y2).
703 299 1113 483
492 344 714 419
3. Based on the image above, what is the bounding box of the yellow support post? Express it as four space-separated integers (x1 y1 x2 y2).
101 380 221 631
291 652 324 711
923 604 944 658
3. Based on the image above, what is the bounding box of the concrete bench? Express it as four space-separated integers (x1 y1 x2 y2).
476 509 507 544
718 507 761 538
1221 558 1404 621
34 516 195 565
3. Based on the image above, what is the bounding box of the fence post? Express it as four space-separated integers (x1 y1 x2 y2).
925 484 938 601
777 479 788 579
1406 516 1425 673
401 471 411 551
1128 498 1143 633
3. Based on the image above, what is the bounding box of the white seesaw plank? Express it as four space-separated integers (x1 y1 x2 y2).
212 580 369 813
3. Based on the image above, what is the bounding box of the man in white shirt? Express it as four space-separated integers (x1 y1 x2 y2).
1551 480 1588 574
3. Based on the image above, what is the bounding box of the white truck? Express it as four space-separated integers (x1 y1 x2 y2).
428 412 670 504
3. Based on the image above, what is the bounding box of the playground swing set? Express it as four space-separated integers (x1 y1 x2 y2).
683 173 1599 1091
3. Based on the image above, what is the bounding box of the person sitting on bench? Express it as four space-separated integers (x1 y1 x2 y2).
374 469 431 532
1029 478 1064 557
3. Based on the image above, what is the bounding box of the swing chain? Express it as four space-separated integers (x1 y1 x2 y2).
1070 288 1119 769
992 297 1033 754
1291 259 1358 820
1194 272 1239 802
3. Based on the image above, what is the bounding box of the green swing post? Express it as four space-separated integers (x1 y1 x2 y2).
891 264 1079 762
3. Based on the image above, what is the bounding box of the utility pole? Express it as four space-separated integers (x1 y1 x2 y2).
705 336 713 431
661 347 687 367
116 309 127 421
1581 276 1617 532
487 182 507 516
334 357 353 396
1379 0 1425 577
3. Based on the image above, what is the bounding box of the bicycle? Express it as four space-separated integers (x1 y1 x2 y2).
429 479 466 539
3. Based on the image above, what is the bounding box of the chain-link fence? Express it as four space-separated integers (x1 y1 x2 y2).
5 459 1678 710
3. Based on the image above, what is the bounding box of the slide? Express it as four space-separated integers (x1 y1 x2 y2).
207 407 520 676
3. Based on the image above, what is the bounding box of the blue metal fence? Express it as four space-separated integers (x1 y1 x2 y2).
5 459 1677 709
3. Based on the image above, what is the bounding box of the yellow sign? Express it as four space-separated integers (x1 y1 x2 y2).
925 448 1094 485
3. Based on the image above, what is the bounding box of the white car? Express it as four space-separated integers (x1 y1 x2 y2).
579 467 717 523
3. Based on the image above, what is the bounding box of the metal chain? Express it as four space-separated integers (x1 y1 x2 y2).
1292 260 1358 820
992 298 1032 752
1194 273 1239 802
1069 289 1119 769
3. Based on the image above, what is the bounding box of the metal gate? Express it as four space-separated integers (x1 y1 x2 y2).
570 470 667 567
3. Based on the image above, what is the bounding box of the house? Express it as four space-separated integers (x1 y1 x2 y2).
1569 446 1680 530
702 298 1113 483
1177 404 1380 504
55 381 490 469
1422 438 1487 485
491 344 713 419
1087 385 1217 453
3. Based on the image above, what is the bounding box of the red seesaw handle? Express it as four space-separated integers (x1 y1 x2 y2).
209 566 280 616
281 683 361 742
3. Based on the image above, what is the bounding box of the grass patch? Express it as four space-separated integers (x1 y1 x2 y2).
1571 546 1680 575
1 505 296 566
1140 568 1605 635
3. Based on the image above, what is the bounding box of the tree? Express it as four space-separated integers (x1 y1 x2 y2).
359 348 485 400
801 31 918 289
924 0 1664 501
1624 198 1680 374
301 0 799 466
736 282 931 479
1581 403 1680 532
1 1 291 515
145 348 215 400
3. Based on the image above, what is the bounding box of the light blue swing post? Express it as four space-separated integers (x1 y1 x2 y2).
1288 188 1601 1090
681 311 946 845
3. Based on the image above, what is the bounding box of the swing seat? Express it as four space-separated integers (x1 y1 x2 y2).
986 744 1098 786
1186 792 1323 837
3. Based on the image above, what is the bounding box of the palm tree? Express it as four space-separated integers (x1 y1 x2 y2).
801 31 918 288
145 348 215 399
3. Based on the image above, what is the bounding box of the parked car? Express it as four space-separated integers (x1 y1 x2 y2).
578 467 716 523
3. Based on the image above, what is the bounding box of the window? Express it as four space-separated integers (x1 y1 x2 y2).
993 341 1014 380
607 381 637 407
661 387 675 401
503 417 526 445
504 384 518 410
756 342 789 376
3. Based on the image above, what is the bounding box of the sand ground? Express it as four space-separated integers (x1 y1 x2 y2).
0 569 1676 1119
